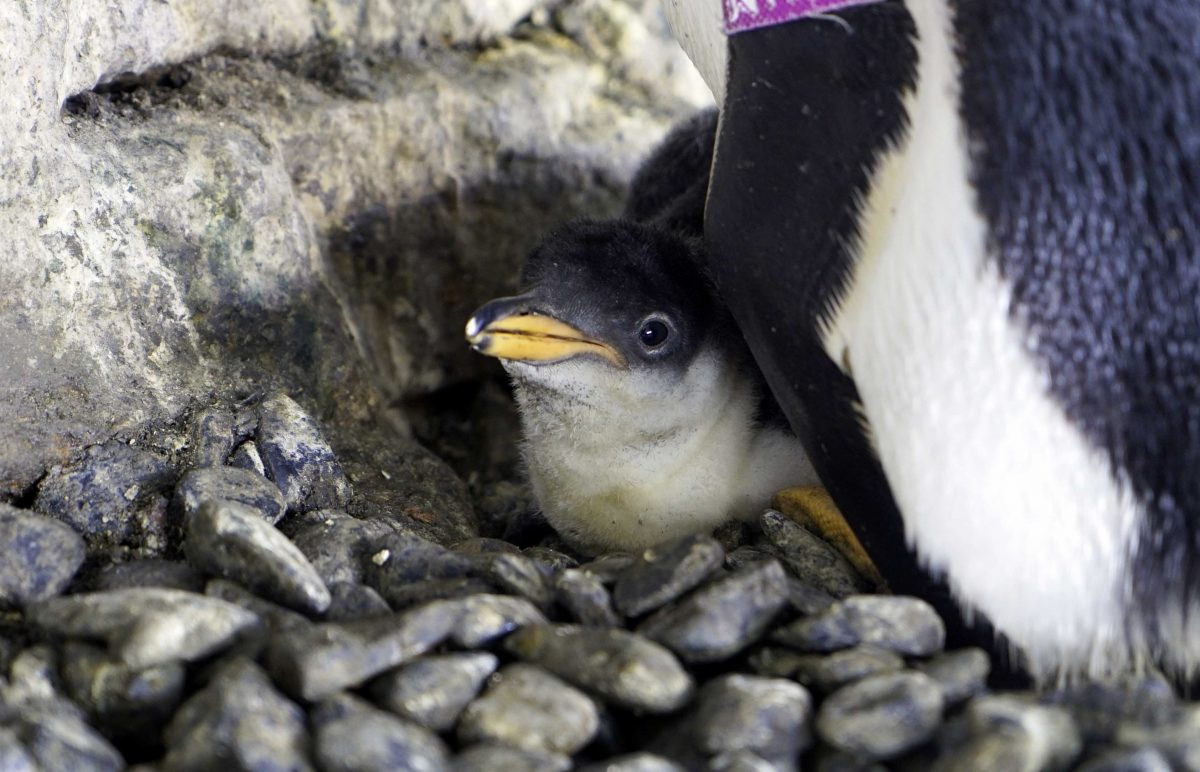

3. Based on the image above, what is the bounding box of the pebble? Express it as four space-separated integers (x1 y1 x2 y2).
34 441 174 543
505 624 693 713
13 703 124 772
228 440 266 475
1112 702 1200 768
691 674 813 770
60 640 185 742
577 554 637 584
324 581 390 620
475 551 553 609
363 531 478 598
916 648 990 706
774 595 945 656
638 560 789 663
0 504 86 607
758 510 868 598
256 392 351 511
708 751 777 771
267 602 457 700
184 499 331 614
371 652 499 732
188 407 237 468
174 465 287 524
1076 747 1173 772
162 658 311 771
1047 674 1177 745
287 509 402 586
312 693 449 772
612 534 725 617
29 588 259 668
449 594 547 648
458 663 600 755
523 546 580 572
789 645 906 694
816 671 945 760
91 559 205 593
452 743 571 772
384 577 497 609
555 568 621 627
579 753 685 772
205 578 313 636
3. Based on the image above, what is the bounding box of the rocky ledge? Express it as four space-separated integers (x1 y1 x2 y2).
0 390 1191 770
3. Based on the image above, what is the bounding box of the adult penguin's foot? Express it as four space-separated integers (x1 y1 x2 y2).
772 486 887 591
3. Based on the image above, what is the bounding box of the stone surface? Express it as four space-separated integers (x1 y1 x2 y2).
758 510 868 598
163 657 311 771
458 663 600 755
184 499 331 614
256 392 352 512
555 568 621 627
612 534 725 617
371 652 499 732
90 558 205 593
638 560 789 663
452 743 571 772
933 695 1082 772
505 624 693 713
916 648 991 706
29 587 259 668
789 645 906 694
60 640 186 742
174 465 287 524
325 581 390 620
287 508 403 586
0 504 86 607
774 595 946 657
449 594 548 649
816 671 945 760
579 754 686 772
312 693 449 772
691 674 812 770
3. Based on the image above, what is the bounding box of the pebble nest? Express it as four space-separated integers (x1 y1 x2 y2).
0 390 1195 771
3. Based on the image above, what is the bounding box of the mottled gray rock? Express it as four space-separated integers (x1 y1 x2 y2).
0 730 35 772
312 693 449 772
163 658 311 772
692 674 812 770
455 537 521 555
816 671 945 760
452 743 571 772
363 531 478 603
450 594 548 648
707 751 777 771
228 441 267 476
174 465 287 524
475 552 552 609
789 645 906 694
60 640 185 742
256 393 351 512
577 554 637 585
385 578 498 610
371 652 499 732
1047 674 1177 745
638 560 789 663
1115 704 1200 771
0 504 86 607
523 547 580 572
459 663 600 755
268 602 457 700
784 576 837 616
33 442 174 545
758 510 867 598
1076 748 1173 772
184 499 331 614
325 581 390 620
12 706 124 772
932 695 1081 772
916 648 990 706
612 534 725 617
579 753 685 772
288 509 401 586
30 588 259 668
188 407 237 467
205 578 313 636
747 647 809 680
556 568 620 627
505 624 693 713
774 595 945 657
91 558 205 593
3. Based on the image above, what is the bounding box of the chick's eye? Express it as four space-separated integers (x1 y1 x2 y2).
639 319 670 348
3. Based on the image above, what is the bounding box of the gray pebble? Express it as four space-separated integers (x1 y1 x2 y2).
15 705 124 772
692 674 812 769
746 646 810 679
758 510 868 597
612 534 725 617
450 594 548 648
505 624 693 713
0 729 35 772
577 554 637 585
363 531 478 600
784 576 837 615
523 547 580 572
205 578 313 635
384 578 498 610
816 671 944 760
1047 674 1177 745
29 588 259 668
174 465 286 525
475 552 552 609
638 560 789 663
790 645 905 693
774 595 945 656
188 407 237 468
228 440 267 476
325 582 391 620
459 663 600 755
268 602 457 701
184 499 331 615
312 692 449 772
1115 704 1200 771
454 537 521 555
288 509 401 586
452 743 570 772
932 694 1080 772
707 751 777 771
60 640 185 742
0 504 85 607
34 441 174 544
579 753 685 772
916 648 990 706
371 652 498 732
1076 748 1173 772
556 569 620 627
256 392 351 511
163 657 311 771
91 559 205 593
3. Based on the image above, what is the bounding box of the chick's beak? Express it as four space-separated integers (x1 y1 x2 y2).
465 295 626 368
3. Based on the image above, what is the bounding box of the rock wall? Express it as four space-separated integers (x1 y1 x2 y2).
0 0 711 496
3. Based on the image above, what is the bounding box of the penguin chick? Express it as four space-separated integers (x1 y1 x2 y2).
466 219 817 554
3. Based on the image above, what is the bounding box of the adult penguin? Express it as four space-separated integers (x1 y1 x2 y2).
663 0 1200 681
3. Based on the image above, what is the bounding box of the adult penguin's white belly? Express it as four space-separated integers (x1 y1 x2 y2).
667 0 1200 682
